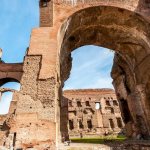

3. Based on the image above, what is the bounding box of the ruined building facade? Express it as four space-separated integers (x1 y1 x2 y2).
63 89 124 137
0 0 150 149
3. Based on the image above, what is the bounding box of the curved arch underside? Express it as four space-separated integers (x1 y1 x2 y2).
0 78 20 87
60 6 150 82
1 1 150 149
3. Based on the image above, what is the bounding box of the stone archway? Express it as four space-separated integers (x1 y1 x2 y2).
1 1 150 149
58 5 150 139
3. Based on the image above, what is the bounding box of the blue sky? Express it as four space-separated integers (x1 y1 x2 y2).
64 46 114 90
0 1 114 114
0 0 39 63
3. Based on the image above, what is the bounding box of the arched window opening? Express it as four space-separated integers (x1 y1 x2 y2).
116 117 122 128
13 132 17 147
106 100 111 106
86 101 90 106
87 120 92 129
69 120 74 130
109 119 115 129
79 120 84 129
40 0 49 7
77 101 82 107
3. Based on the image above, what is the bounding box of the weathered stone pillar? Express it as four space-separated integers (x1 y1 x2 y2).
136 84 150 136
60 96 69 140
113 118 117 129
40 0 53 27
124 85 150 138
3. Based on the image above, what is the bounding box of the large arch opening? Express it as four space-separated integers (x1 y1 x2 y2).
62 45 124 141
0 79 20 115
0 78 20 149
58 5 150 142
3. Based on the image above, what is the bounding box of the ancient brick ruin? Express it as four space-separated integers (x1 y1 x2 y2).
0 0 150 149
63 89 124 138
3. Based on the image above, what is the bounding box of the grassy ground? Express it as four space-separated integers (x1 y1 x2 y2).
70 135 126 144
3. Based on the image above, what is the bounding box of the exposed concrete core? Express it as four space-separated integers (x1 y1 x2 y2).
62 89 124 139
0 0 150 149
0 62 23 85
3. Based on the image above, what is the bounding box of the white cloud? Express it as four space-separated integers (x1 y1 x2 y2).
64 45 114 90
0 82 20 114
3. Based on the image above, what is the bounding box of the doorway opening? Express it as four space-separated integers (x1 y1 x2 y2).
69 120 74 130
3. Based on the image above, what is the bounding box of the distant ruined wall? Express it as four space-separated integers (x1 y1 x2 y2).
12 49 57 148
60 96 69 140
62 89 124 138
